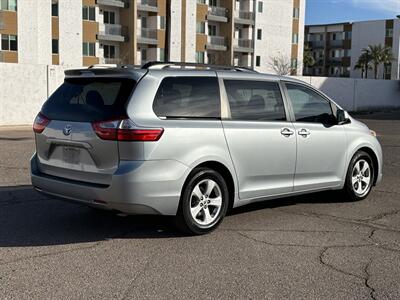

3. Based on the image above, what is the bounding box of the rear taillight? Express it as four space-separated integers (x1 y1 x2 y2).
33 113 50 133
92 119 163 142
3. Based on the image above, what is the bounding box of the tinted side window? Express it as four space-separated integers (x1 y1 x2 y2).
285 83 336 124
153 77 220 118
224 80 286 121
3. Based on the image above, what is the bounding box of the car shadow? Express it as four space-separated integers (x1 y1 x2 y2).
0 185 348 248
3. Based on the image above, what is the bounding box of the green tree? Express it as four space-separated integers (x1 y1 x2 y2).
364 45 384 79
381 47 396 79
303 45 315 68
354 52 371 79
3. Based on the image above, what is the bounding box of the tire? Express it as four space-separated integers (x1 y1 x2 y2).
342 150 375 201
175 167 229 235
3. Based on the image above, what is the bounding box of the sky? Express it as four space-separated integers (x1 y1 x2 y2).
306 0 400 25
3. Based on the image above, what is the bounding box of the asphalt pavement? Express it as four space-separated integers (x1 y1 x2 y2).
0 112 399 299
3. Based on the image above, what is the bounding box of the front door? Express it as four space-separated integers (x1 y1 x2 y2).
284 82 347 191
222 79 297 200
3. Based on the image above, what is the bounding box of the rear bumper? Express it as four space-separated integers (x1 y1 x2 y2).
31 154 190 216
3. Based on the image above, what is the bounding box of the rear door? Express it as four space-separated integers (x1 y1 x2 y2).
283 82 347 191
221 78 296 200
35 76 137 186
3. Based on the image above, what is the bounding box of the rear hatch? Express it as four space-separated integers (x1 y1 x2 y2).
34 72 140 186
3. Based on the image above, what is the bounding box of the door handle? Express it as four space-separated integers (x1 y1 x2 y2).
281 128 294 137
298 129 311 137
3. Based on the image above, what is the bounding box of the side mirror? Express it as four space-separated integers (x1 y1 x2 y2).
337 109 351 125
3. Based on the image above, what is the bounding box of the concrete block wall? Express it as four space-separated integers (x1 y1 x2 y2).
0 63 65 126
0 63 399 126
295 76 400 112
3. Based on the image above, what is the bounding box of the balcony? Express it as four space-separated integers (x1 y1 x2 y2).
233 39 254 53
327 58 342 66
206 36 227 51
234 11 255 25
98 24 127 42
96 0 127 8
329 39 343 48
137 0 158 12
308 40 325 48
207 6 228 23
137 28 158 45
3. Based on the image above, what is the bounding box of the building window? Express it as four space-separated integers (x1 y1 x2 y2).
386 28 393 37
1 34 17 51
159 16 166 30
292 33 298 44
196 51 205 63
0 0 17 11
344 31 352 40
293 7 299 18
52 39 59 54
141 49 147 62
196 22 205 34
331 49 342 58
51 0 58 16
103 11 115 24
82 6 95 21
209 0 217 6
291 58 298 69
159 48 165 62
258 1 263 13
257 29 262 40
256 56 261 67
83 42 95 56
103 44 115 58
208 24 217 36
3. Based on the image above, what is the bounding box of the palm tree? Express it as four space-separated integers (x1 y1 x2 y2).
354 52 371 79
364 45 384 79
381 47 395 79
303 45 315 68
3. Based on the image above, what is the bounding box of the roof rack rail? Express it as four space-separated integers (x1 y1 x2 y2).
88 64 118 69
141 61 258 73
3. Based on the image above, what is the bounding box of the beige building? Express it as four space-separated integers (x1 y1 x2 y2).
305 19 400 79
0 0 305 74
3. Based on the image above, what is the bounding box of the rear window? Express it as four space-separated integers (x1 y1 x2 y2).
41 78 136 122
153 77 221 119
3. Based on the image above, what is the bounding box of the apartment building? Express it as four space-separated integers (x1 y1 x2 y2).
305 19 400 80
0 0 305 74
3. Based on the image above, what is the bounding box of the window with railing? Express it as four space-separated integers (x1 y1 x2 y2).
0 0 17 11
140 28 157 39
1 34 17 51
82 6 95 21
207 36 226 46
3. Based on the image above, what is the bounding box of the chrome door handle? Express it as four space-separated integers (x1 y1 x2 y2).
281 128 294 137
298 129 311 137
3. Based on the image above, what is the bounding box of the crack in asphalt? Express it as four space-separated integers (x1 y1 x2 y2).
364 259 377 300
119 257 154 300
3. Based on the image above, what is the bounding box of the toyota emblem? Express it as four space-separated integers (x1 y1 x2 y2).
63 125 72 136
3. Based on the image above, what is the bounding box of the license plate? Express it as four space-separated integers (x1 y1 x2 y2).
63 147 80 164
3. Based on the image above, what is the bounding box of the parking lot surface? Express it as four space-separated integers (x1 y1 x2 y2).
0 112 400 299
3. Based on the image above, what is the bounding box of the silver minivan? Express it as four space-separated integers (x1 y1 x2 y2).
31 62 383 234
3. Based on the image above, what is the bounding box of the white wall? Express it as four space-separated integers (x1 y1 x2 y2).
1 63 399 126
169 0 182 61
18 0 52 65
0 64 64 126
184 0 196 62
350 20 386 79
59 0 82 67
392 19 400 80
254 0 293 73
296 76 400 111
